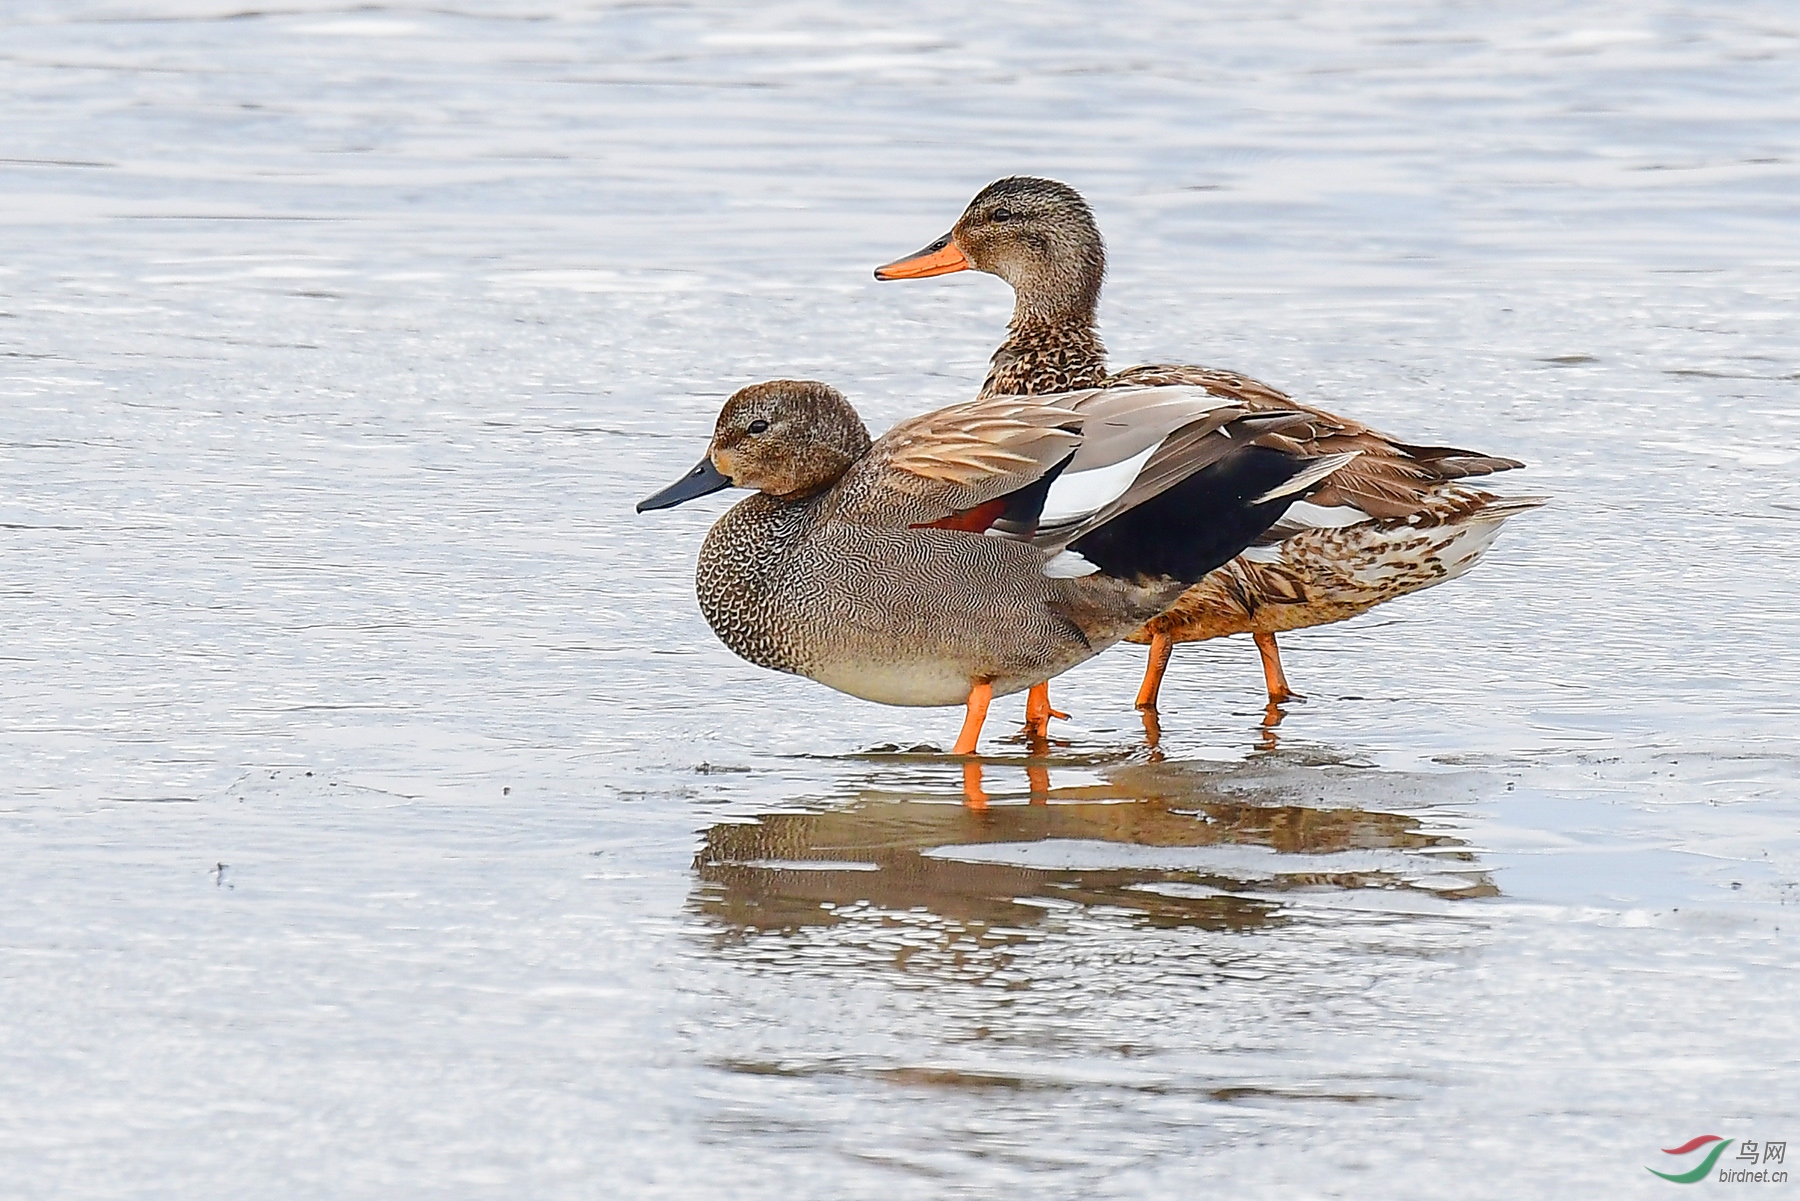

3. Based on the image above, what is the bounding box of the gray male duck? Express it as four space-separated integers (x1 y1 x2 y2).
639 380 1352 754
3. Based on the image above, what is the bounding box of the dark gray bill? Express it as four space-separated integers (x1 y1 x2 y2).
637 455 732 512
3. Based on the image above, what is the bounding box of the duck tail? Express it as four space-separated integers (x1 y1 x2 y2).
1064 446 1353 586
1389 441 1526 481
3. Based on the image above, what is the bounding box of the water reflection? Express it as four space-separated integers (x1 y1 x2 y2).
1139 701 1290 745
691 757 1495 954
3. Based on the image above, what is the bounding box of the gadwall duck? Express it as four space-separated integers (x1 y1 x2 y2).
876 176 1543 713
638 380 1352 753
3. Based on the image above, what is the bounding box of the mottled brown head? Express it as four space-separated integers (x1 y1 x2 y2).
708 380 873 500
877 177 1106 326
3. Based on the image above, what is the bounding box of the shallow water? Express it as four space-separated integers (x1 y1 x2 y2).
2 1 1797 1197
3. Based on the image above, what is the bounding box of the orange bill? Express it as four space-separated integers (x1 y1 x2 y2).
874 234 970 280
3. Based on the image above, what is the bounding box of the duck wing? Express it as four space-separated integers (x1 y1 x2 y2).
835 385 1328 551
829 395 1086 531
1108 363 1524 520
876 396 1084 506
1105 363 1294 407
1027 385 1318 549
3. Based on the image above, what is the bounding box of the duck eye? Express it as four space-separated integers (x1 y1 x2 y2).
991 207 1013 222
747 419 769 434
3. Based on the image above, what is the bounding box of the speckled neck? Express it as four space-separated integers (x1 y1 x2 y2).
980 316 1109 398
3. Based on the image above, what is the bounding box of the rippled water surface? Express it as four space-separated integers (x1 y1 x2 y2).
3 2 1797 1197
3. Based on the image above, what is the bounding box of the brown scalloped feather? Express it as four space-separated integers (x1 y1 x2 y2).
1126 487 1547 645
1103 363 1294 407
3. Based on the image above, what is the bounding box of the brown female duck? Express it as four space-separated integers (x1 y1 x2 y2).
638 380 1351 753
877 177 1543 713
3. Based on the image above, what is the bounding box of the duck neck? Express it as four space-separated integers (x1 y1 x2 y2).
982 297 1109 398
696 491 822 676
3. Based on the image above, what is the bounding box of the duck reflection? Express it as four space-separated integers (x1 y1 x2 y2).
691 757 1496 947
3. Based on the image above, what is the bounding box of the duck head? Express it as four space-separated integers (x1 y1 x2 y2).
875 176 1106 324
637 380 874 512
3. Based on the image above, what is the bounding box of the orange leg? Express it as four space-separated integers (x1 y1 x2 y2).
1134 631 1174 711
951 681 993 755
1255 632 1302 704
1021 681 1069 738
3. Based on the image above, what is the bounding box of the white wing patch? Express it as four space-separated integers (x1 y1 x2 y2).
1038 441 1160 526
1281 499 1372 529
1042 548 1102 578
